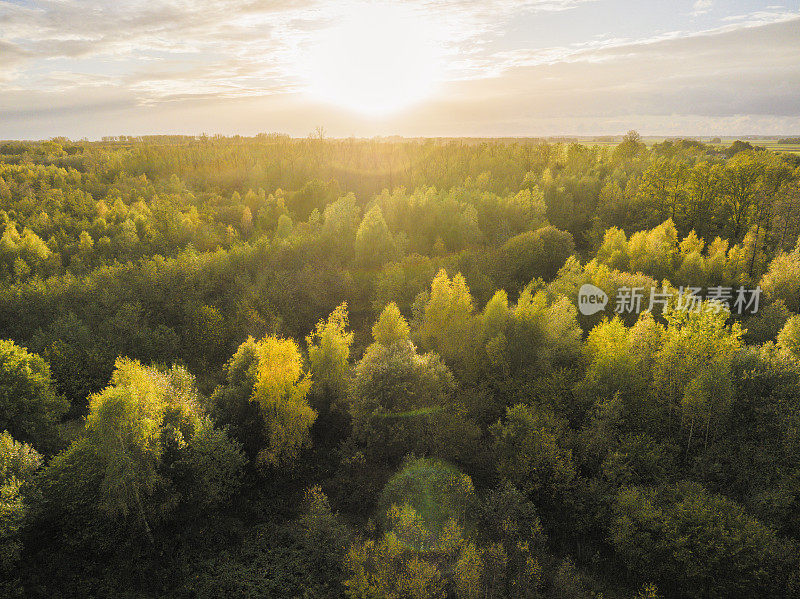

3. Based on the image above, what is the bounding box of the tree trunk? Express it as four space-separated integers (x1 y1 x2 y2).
133 481 155 545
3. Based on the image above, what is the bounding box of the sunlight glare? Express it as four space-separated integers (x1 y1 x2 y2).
303 3 445 116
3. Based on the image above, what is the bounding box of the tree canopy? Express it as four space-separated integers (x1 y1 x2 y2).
3 135 800 598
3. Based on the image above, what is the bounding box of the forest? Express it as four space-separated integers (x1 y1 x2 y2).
2 131 800 598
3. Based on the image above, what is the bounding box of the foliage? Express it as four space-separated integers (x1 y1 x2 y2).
355 205 397 268
213 335 316 467
0 431 41 592
611 482 796 598
1 136 799 598
377 457 475 540
348 306 466 465
0 339 67 452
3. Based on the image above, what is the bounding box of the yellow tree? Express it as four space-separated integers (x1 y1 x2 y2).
417 269 477 371
344 504 450 599
371 301 410 346
777 315 800 359
212 336 316 467
251 336 315 466
306 303 354 401
87 359 174 544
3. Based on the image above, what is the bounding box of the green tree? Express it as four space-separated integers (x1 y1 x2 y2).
0 339 67 452
378 457 475 539
0 431 41 592
274 213 293 241
298 485 352 594
210 338 263 459
33 359 243 580
611 482 794 598
355 205 397 268
479 481 547 599
321 194 361 261
496 225 575 290
349 304 475 465
306 303 354 401
653 306 743 453
171 417 246 512
492 403 576 499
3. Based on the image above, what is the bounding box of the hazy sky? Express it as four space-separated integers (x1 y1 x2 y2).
1 0 799 139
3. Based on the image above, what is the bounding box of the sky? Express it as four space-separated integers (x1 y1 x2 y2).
1 0 799 139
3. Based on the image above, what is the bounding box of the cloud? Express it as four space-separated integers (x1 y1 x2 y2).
0 0 799 138
0 0 599 100
439 17 800 126
691 0 713 17
458 7 800 78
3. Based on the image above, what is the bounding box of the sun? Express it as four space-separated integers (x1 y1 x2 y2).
302 3 445 116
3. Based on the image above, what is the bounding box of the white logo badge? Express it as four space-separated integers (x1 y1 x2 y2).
578 284 608 316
